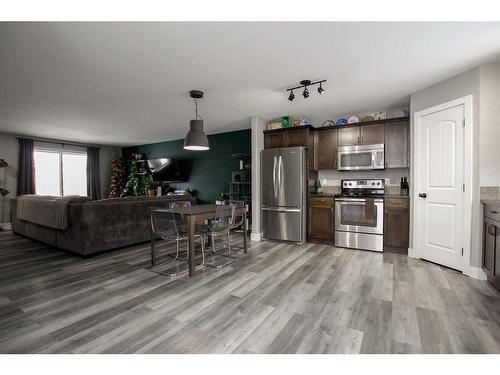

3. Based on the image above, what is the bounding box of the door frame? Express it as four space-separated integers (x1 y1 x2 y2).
411 95 473 274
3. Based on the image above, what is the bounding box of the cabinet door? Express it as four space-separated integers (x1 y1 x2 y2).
315 129 338 170
360 124 385 145
384 198 410 249
337 127 360 147
495 220 500 277
285 129 309 147
264 132 285 149
385 121 409 168
308 203 334 240
483 217 495 276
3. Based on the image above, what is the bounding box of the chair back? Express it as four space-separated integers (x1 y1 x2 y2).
229 201 245 228
211 204 235 233
169 200 192 209
150 208 181 239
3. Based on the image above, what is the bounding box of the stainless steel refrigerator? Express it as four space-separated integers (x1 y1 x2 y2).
261 147 306 244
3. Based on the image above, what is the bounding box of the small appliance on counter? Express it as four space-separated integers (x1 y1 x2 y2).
334 179 385 252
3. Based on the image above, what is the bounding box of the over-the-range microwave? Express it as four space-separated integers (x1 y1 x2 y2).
337 143 384 171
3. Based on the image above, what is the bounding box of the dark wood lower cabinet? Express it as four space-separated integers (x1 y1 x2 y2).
482 204 500 291
308 197 334 242
384 196 410 254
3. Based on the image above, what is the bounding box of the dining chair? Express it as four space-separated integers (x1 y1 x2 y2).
197 204 236 268
228 201 246 252
149 207 206 276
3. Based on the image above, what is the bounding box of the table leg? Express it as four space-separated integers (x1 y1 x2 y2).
187 215 196 277
243 209 248 254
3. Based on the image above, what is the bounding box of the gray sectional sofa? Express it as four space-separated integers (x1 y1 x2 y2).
11 195 196 256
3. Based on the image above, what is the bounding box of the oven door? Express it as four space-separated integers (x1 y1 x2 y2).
334 198 384 234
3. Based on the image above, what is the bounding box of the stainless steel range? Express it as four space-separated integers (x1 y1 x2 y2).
334 178 385 252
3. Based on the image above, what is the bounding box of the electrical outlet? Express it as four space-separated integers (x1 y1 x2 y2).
322 179 327 186
385 178 390 185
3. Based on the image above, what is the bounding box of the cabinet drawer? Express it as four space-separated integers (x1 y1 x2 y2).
309 197 334 206
385 197 409 209
485 204 500 222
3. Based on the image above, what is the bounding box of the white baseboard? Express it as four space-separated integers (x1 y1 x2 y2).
250 232 262 242
464 266 487 280
407 247 419 259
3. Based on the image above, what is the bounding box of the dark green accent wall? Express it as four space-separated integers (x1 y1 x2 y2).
122 129 251 204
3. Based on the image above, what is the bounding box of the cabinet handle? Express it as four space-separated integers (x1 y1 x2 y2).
488 224 497 236
491 210 499 214
361 136 364 144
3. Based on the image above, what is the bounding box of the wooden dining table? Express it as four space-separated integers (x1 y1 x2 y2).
171 203 248 277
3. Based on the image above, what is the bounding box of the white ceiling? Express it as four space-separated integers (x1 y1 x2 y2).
1 22 500 146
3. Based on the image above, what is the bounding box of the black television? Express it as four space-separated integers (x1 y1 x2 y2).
147 158 181 182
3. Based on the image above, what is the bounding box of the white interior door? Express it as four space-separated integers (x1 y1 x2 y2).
415 103 465 271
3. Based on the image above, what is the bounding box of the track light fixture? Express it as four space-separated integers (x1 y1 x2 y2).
318 82 325 95
286 79 326 101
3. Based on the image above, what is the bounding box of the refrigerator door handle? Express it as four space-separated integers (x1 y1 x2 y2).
272 155 277 199
279 155 283 197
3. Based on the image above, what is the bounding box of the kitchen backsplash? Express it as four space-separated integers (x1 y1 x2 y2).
316 168 410 194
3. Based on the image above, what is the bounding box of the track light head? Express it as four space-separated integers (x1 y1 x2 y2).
318 83 325 95
303 87 309 98
288 90 295 101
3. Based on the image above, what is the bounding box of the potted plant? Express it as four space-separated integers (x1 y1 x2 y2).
145 180 159 197
215 193 226 205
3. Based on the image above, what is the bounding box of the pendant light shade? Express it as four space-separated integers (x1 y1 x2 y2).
183 90 210 151
184 119 209 151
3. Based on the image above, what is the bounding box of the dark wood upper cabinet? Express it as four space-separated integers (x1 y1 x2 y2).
285 128 310 147
337 124 385 147
263 126 312 149
337 127 360 147
308 197 334 241
384 197 410 253
385 121 409 168
360 124 385 145
263 132 285 149
314 129 337 170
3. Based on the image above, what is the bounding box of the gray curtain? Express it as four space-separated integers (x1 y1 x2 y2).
17 138 35 195
86 147 101 200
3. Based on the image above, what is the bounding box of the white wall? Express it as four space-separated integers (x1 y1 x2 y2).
410 67 481 269
250 116 266 241
0 132 121 223
479 63 500 187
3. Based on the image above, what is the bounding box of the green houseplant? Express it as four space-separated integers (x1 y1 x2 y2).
121 158 144 197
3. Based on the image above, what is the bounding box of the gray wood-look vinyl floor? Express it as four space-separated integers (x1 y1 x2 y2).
0 230 499 354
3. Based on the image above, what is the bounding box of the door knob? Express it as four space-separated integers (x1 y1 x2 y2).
419 193 427 198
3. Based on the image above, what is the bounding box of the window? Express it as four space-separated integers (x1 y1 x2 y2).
34 147 87 196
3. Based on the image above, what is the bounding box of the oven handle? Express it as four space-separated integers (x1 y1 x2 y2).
335 198 384 203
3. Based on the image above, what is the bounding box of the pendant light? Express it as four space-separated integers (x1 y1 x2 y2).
184 90 210 151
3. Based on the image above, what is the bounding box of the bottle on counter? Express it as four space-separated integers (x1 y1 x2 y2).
400 177 409 196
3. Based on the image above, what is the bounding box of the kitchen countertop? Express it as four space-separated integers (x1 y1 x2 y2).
481 194 500 206
309 194 336 198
